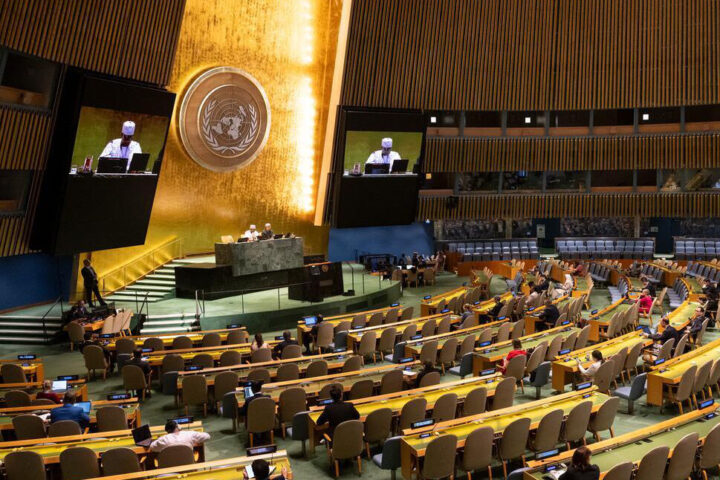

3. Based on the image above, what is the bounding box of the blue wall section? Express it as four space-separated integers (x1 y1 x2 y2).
0 254 73 310
328 222 435 262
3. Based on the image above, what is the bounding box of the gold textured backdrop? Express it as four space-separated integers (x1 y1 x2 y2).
85 0 342 284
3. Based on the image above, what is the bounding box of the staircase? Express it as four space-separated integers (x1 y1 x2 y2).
0 315 63 343
106 259 193 304
140 312 200 334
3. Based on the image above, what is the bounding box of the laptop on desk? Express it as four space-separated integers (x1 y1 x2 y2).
97 157 127 174
390 159 409 173
364 163 390 175
132 424 153 447
51 380 67 392
128 153 150 172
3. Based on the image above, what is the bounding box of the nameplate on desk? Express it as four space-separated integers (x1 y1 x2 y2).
558 349 571 355
170 415 194 425
575 382 592 390
419 433 432 439
317 398 333 406
410 334 422 340
480 368 495 376
699 399 715 409
58 375 79 381
227 324 242 329
654 358 665 366
411 419 434 429
536 449 559 461
527 307 535 311
334 347 346 353
399 357 414 364
390 303 400 307
423 295 432 300
591 309 598 315
441 308 450 313
473 301 480 305
107 393 131 400
247 444 277 456
303 316 318 326
275 336 284 341
561 320 570 325
478 341 491 347
497 316 506 321
100 333 116 338
17 354 36 360
185 365 203 371
141 348 153 353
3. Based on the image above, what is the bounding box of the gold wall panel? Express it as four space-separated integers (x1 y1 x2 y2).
88 0 343 280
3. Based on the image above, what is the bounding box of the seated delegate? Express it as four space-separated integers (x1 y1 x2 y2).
149 419 211 452
50 390 90 430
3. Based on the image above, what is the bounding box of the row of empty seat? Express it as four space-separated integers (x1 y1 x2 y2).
668 278 690 309
674 237 720 260
445 239 539 260
556 238 655 259
685 261 720 282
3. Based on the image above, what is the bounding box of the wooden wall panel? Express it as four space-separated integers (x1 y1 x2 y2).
418 193 720 220
424 134 720 172
0 0 186 86
341 0 720 110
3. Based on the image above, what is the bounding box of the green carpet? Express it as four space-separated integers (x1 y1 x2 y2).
2 273 717 479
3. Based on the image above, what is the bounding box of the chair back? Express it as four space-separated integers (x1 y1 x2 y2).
458 334 476 359
611 348 628 381
419 371 441 387
545 335 564 361
698 422 720 469
247 396 276 434
693 360 713 396
532 409 563 452
665 432 699 480
213 371 240 400
657 338 675 361
561 400 592 444
635 446 670 480
122 364 147 391
463 386 487 415
192 353 214 368
143 337 164 351
342 355 363 372
592 360 615 393
83 345 108 370
368 312 384 327
400 306 414 321
157 444 195 468
4 451 46 480
504 353 527 383
172 336 193 350
101 447 142 475
12 414 46 440
59 446 100 480
49 419 83 437
377 436 402 470
495 322 512 343
116 338 136 355
419 340 439 365
364 407 392 443
492 376 516 410
384 308 399 324
432 392 458 422
674 364 698 402
226 329 249 345
334 320 350 334
438 338 458 367
603 462 634 480
5 390 31 407
278 387 307 424
401 324 417 341
161 354 185 374
627 372 648 400
219 350 242 366
422 434 458 479
250 348 272 363
420 319 437 338
498 417 531 460
525 342 547 373
97 406 127 432
510 320 524 340
358 330 377 359
0 363 26 384
575 325 591 350
528 361 552 389
181 375 208 406
461 426 493 473
707 359 720 392
352 314 367 329
201 333 221 347
316 322 335 349
281 344 302 359
561 330 578 351
306 360 328 377
589 396 620 433
398 397 427 430
437 316 452 335
378 327 397 354
380 369 403 394
276 363 300 381
67 322 86 344
332 420 364 460
477 328 493 344
349 379 374 400
624 341 643 373
318 382 343 400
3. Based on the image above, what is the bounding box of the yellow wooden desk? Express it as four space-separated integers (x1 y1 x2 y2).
105 327 247 351
587 298 634 342
523 404 720 479
236 362 421 409
345 313 455 352
306 374 502 454
144 336 293 368
523 295 572 334
472 291 514 323
472 326 577 372
660 299 700 333
552 331 652 392
421 286 469 316
402 324 494 358
400 388 609 479
296 306 406 340
572 275 592 307
496 262 522 280
647 261 681 286
175 351 353 400
682 277 704 301
0 357 44 382
0 380 88 405
0 398 140 432
627 275 645 292
95 450 291 480
0 422 205 465
646 337 720 406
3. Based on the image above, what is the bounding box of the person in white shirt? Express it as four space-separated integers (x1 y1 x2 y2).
99 121 142 173
575 350 603 380
243 224 259 241
552 273 574 299
149 420 210 452
366 137 401 169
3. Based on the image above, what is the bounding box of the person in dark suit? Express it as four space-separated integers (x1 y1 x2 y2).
50 390 90 430
316 385 360 438
479 295 505 324
686 307 708 343
641 277 656 297
243 458 289 480
81 332 115 372
273 331 298 359
539 298 560 330
239 381 268 418
81 259 106 308
559 446 600 480
260 223 274 240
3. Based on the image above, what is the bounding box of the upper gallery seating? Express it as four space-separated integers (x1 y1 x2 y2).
673 237 720 260
555 238 655 259
445 239 539 260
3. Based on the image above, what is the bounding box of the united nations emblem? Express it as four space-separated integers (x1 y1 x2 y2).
179 67 271 172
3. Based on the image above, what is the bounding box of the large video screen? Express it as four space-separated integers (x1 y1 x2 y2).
331 109 425 228
31 69 175 254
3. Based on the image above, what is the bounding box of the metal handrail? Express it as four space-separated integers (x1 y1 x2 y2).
40 295 64 341
99 237 183 293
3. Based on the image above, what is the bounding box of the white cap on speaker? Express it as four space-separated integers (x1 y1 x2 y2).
122 121 136 136
381 137 393 148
